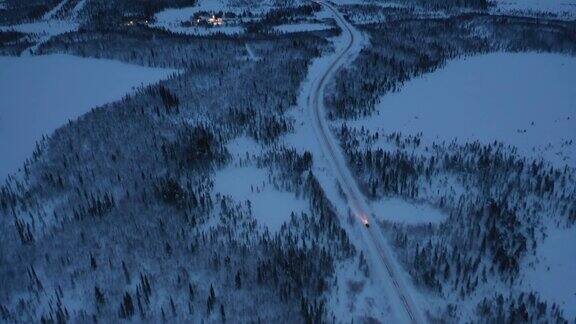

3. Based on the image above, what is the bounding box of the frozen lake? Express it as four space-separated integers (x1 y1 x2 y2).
0 54 176 182
357 52 576 168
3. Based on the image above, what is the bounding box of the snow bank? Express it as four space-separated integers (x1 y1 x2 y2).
523 226 576 318
213 166 308 233
0 54 177 181
362 52 576 168
371 197 446 225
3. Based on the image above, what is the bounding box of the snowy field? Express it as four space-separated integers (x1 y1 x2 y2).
491 0 576 18
214 137 310 233
522 225 576 318
213 165 309 233
0 54 177 182
356 52 576 168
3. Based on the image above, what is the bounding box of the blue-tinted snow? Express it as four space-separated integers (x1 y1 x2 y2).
359 52 576 168
523 226 576 318
212 165 308 233
0 54 177 182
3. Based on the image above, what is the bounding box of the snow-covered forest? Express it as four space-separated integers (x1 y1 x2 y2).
1 0 575 322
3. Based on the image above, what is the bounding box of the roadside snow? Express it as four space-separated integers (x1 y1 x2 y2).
212 166 308 233
522 225 576 318
358 52 576 168
283 7 411 321
0 54 177 182
328 259 395 322
371 197 446 225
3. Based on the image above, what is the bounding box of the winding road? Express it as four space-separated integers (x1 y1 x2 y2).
307 2 426 323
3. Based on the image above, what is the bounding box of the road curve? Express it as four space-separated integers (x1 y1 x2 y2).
308 2 426 323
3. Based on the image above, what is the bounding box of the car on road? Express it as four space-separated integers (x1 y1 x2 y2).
361 217 370 228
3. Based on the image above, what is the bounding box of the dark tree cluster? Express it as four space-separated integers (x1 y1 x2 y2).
476 292 567 323
245 3 323 33
399 0 489 10
0 30 33 56
0 0 61 24
80 0 198 24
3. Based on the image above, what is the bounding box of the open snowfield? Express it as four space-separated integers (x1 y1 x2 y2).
213 165 308 233
216 136 309 233
523 225 576 318
354 52 576 168
0 54 176 182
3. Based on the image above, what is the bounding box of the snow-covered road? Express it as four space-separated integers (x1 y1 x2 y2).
307 1 426 323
